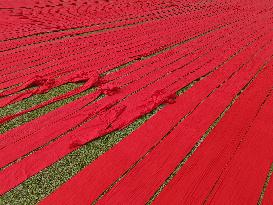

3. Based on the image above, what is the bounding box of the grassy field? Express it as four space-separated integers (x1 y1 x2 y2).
0 82 164 204
0 74 200 204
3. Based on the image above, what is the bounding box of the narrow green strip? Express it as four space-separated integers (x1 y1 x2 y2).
0 83 94 134
258 163 273 204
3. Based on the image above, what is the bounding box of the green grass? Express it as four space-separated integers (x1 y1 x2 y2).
0 83 96 134
0 83 163 204
0 111 158 204
258 163 273 204
0 76 201 205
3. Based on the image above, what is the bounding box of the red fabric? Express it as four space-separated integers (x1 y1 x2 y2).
1 20 268 194
205 96 273 204
1 0 273 203
2 19 264 174
0 15 250 163
154 61 273 205
95 33 273 205
1 8 238 93
39 29 273 205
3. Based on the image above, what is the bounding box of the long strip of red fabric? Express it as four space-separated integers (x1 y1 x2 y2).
153 60 273 205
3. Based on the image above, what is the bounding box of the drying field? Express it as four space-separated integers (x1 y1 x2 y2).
0 0 273 204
